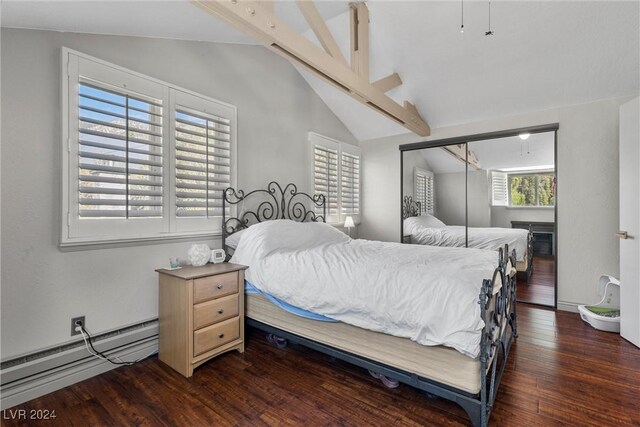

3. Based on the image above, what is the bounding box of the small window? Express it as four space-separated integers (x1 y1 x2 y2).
309 133 361 224
491 170 555 207
509 172 555 207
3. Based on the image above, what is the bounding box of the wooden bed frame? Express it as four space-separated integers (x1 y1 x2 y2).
402 195 534 283
222 182 518 427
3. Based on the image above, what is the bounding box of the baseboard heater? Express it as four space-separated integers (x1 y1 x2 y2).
0 319 158 410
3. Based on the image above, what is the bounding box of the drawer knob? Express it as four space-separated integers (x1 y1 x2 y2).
219 333 225 339
216 284 223 290
218 309 224 314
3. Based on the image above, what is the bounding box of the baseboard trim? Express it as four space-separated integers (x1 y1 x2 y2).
557 301 580 313
1 324 158 410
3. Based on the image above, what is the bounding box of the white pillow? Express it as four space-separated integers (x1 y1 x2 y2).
231 219 349 261
404 214 446 233
225 228 248 249
421 214 446 228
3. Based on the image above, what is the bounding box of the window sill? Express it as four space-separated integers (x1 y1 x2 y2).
504 206 555 210
60 231 221 252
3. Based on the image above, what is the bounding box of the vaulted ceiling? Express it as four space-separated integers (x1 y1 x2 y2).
2 1 638 142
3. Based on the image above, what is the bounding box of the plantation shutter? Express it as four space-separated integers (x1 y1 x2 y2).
78 80 164 218
491 171 508 206
174 105 231 218
313 144 339 220
415 168 434 215
340 151 360 215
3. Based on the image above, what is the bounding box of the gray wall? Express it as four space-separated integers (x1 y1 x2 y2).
433 170 491 227
360 96 633 309
490 206 554 228
433 172 466 226
0 29 356 359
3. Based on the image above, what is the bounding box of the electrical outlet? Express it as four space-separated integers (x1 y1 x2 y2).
71 316 85 336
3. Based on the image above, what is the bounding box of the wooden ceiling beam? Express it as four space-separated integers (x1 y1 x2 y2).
349 2 369 82
257 0 274 14
372 72 402 93
442 144 481 170
191 0 430 137
296 1 348 67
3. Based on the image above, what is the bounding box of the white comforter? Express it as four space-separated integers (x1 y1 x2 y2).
404 218 529 262
231 220 499 358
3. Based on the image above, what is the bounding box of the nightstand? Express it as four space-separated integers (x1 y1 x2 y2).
156 262 248 377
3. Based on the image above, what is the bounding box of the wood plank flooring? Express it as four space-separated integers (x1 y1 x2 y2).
517 256 556 307
3 306 639 427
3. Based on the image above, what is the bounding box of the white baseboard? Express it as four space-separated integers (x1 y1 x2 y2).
557 301 580 313
1 325 158 410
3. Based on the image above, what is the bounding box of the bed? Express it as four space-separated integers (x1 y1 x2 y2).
402 195 534 282
222 182 517 427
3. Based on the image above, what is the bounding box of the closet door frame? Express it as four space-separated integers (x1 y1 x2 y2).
399 123 559 308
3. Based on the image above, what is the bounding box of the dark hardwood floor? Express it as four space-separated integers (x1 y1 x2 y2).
3 306 639 427
517 256 555 307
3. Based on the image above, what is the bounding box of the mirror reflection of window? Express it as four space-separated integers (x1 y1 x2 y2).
414 167 434 215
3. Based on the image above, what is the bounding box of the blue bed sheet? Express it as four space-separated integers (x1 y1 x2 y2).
245 281 337 323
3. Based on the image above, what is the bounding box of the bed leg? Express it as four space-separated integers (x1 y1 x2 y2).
368 370 400 389
457 400 484 427
266 333 288 349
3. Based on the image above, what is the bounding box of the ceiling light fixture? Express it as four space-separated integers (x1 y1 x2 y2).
519 133 531 140
460 0 465 33
485 0 494 36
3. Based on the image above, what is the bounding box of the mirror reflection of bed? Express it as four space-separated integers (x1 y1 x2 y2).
401 130 556 307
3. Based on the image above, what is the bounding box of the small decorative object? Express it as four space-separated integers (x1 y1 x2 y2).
211 249 226 264
344 216 355 237
169 258 180 270
187 244 211 267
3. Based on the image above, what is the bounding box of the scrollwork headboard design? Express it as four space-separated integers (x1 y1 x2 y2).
402 195 421 220
222 181 326 250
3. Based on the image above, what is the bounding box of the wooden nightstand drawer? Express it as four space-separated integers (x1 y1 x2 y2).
193 271 238 303
193 294 239 330
193 317 240 356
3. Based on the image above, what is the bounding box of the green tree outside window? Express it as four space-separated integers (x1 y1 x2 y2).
509 173 554 206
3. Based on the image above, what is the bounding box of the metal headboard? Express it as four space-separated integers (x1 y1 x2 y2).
222 181 326 250
402 195 421 220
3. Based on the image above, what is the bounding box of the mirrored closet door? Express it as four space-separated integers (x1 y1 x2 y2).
400 126 557 307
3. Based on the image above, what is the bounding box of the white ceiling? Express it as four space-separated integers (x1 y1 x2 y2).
2 1 638 142
415 131 555 174
0 0 348 44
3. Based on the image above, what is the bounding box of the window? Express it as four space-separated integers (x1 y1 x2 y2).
171 89 234 233
310 133 361 224
509 172 555 207
340 145 360 217
491 170 555 207
62 49 236 245
414 168 434 215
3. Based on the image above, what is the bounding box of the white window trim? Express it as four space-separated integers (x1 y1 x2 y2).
308 132 361 225
61 48 237 247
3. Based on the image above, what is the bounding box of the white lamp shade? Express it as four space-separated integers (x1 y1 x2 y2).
344 216 355 228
